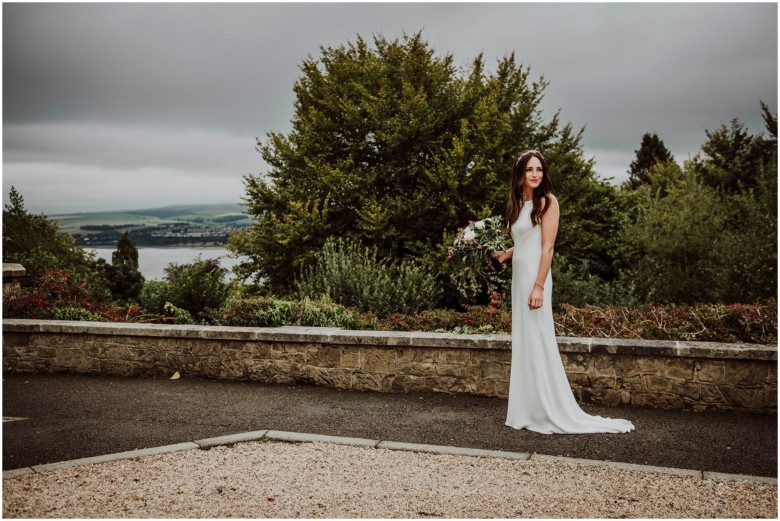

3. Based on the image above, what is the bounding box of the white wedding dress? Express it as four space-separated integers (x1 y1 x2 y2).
505 197 634 434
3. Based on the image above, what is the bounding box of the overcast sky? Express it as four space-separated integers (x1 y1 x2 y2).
3 2 777 214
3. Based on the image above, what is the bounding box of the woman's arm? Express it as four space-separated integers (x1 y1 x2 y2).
528 196 560 310
494 247 514 263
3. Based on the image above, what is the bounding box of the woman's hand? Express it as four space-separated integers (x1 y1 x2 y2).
528 285 543 310
494 250 512 264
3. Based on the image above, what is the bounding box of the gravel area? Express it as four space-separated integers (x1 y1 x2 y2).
3 440 777 518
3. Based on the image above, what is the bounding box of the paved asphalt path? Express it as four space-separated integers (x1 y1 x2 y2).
2 373 776 476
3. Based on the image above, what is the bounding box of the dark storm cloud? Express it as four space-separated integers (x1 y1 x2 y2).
3 2 777 212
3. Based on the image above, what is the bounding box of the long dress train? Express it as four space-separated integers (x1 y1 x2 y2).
505 197 634 434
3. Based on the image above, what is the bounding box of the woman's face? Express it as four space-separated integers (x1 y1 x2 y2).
523 156 544 191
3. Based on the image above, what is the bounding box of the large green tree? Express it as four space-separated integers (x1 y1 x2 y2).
230 32 626 303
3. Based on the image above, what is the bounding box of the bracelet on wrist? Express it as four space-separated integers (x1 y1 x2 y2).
534 282 544 290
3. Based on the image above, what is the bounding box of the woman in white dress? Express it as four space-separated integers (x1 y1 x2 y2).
494 150 634 434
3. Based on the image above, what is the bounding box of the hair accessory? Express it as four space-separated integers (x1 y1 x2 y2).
515 149 545 168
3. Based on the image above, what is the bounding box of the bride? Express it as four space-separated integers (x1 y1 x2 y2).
494 150 634 434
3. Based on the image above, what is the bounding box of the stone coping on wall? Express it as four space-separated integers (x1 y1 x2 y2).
3 319 776 362
2 264 27 278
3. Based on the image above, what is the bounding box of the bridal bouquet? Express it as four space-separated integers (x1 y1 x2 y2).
447 216 511 300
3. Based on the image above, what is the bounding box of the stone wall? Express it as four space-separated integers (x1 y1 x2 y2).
3 319 776 413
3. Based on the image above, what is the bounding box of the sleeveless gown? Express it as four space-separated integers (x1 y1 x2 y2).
505 197 635 434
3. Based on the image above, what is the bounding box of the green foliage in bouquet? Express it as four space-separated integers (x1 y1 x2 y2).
447 216 511 300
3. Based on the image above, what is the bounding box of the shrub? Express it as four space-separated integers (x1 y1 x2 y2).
51 307 105 322
295 237 440 317
164 257 230 320
2 267 141 322
379 306 511 334
554 302 776 344
374 301 775 344
209 296 375 329
138 280 172 315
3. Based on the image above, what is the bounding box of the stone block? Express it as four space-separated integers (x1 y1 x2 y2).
762 388 777 408
339 347 361 369
84 358 101 373
249 342 274 359
700 384 726 404
767 363 778 385
37 346 56 358
359 348 396 374
696 360 726 383
630 392 683 409
100 360 139 377
101 344 135 361
665 358 695 380
389 374 436 393
396 361 436 377
602 389 631 406
30 359 49 372
436 363 478 379
472 350 510 363
431 376 477 394
2 359 17 372
646 376 701 400
306 346 341 368
592 355 620 376
54 348 85 369
241 359 270 380
618 374 644 391
438 348 471 365
29 334 72 348
275 360 305 379
9 344 37 359
396 347 438 364
634 358 665 374
2 333 29 348
272 344 307 363
566 372 590 387
220 349 253 378
560 353 590 373
180 340 219 357
479 361 510 382
719 385 766 408
352 372 391 393
305 366 353 389
16 360 34 373
726 361 768 387
590 375 617 390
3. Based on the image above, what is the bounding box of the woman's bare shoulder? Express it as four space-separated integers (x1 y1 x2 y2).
541 193 559 211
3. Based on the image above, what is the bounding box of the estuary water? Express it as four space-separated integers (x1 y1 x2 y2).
89 246 246 281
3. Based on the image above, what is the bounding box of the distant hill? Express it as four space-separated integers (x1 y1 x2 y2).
50 203 252 247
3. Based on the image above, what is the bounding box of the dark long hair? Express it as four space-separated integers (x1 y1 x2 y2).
506 150 554 227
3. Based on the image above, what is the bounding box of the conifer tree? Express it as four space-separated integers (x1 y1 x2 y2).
625 133 675 189
102 231 144 302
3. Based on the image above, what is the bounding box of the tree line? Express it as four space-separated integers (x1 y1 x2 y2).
3 32 775 318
